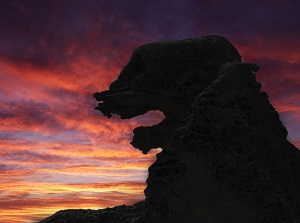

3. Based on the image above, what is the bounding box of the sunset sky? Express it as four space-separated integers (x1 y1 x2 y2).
0 1 300 222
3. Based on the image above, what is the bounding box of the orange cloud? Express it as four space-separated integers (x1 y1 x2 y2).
0 181 146 223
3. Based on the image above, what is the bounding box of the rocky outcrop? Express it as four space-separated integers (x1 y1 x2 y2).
39 201 145 223
40 36 300 223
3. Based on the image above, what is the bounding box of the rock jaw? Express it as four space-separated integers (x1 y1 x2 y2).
93 88 185 154
94 35 242 154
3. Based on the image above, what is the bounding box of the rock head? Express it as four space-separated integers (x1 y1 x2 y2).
40 35 300 223
94 35 241 154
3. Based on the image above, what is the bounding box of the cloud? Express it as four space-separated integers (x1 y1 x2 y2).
0 163 9 171
0 181 145 223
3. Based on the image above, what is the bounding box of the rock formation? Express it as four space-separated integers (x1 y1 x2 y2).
39 35 300 223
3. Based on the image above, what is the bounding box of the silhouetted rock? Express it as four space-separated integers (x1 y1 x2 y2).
39 35 300 223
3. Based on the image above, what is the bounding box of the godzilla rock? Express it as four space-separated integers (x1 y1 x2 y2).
39 36 300 223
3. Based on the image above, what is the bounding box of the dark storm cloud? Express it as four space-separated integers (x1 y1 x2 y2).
0 100 62 131
94 0 300 41
0 0 147 69
0 163 9 171
1 0 299 70
3 149 69 164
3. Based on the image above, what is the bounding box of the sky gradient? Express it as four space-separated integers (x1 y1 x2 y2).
1 1 300 222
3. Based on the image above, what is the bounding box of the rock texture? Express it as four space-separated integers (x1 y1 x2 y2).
39 35 300 223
